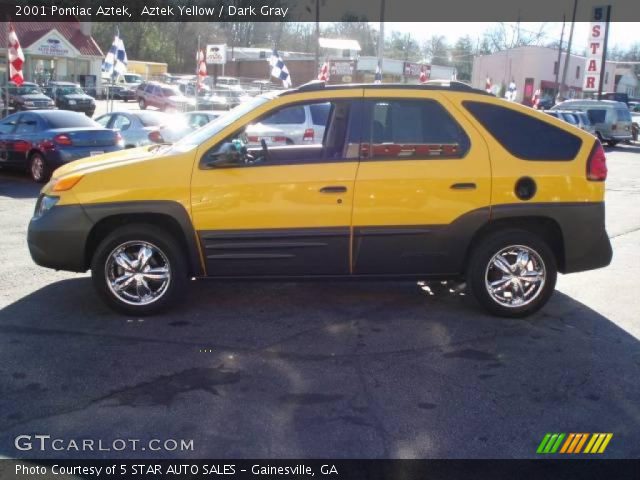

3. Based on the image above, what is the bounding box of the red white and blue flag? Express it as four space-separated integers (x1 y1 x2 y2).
419 66 428 84
197 49 207 90
318 62 329 82
8 23 25 86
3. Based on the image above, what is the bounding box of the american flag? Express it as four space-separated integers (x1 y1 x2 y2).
8 23 25 86
374 64 382 84
102 29 128 78
485 77 492 93
197 49 207 90
318 61 329 82
270 49 292 88
419 66 428 84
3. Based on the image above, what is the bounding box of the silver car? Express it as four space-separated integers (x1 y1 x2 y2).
552 100 632 146
95 111 171 148
259 102 331 144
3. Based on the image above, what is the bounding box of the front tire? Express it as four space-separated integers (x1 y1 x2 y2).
467 229 557 318
91 224 188 316
138 98 146 110
607 140 619 147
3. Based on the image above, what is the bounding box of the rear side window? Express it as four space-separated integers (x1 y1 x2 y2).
562 113 578 125
310 103 331 126
463 101 582 161
365 99 470 159
262 105 306 125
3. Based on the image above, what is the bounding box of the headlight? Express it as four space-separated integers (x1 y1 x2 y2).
48 100 55 105
34 195 59 219
68 100 77 105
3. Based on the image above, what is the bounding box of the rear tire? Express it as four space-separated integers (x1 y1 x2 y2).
467 229 557 318
91 224 188 316
28 152 50 183
607 140 619 147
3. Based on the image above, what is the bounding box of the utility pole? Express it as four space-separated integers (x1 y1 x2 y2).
377 0 385 80
554 15 566 96
314 0 320 71
597 5 612 100
559 0 578 101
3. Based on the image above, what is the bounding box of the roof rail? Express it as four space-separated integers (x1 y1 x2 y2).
295 80 326 92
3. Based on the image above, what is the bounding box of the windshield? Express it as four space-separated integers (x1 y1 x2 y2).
168 94 274 151
124 75 142 84
57 86 85 95
162 87 181 97
15 85 42 95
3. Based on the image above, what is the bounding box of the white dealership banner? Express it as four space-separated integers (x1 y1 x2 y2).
206 44 227 64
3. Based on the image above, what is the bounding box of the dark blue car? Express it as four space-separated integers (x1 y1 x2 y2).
0 110 123 183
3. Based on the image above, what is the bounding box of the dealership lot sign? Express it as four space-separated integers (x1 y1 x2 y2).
206 44 227 64
583 6 610 92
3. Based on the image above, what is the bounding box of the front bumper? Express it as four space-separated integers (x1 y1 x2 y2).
27 203 95 272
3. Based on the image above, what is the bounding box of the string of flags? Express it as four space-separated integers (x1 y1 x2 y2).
318 61 329 82
8 23 25 86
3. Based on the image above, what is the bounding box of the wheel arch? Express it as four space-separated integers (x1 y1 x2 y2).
464 215 566 274
83 201 204 277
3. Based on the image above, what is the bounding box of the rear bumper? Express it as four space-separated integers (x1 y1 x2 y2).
28 203 94 272
45 146 123 169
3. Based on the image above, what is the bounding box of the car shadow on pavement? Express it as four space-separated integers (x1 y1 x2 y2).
0 171 41 199
0 278 638 459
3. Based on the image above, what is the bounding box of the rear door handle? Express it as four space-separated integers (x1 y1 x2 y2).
319 186 347 194
450 182 477 190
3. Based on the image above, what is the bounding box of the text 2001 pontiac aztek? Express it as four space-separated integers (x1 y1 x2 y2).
28 81 612 317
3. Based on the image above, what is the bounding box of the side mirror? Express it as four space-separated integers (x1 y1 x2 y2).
204 142 243 168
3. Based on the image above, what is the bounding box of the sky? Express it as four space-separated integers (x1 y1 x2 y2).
385 22 640 51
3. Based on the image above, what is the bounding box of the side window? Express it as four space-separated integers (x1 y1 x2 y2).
587 109 606 124
563 113 578 125
112 115 131 131
0 116 18 134
364 99 470 159
16 114 38 134
463 101 582 161
310 103 331 126
261 105 305 125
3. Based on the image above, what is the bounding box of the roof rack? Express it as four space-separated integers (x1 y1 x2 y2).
284 80 491 96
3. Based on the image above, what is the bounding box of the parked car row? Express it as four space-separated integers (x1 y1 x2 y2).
2 81 95 117
0 110 122 182
550 99 633 146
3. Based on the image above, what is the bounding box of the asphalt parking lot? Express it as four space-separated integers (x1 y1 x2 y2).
0 143 639 459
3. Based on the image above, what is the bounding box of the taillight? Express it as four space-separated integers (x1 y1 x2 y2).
115 131 123 146
302 128 314 143
587 141 607 182
247 136 259 143
53 134 72 146
273 136 286 143
148 131 164 143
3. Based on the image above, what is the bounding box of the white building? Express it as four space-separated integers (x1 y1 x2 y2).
471 45 617 104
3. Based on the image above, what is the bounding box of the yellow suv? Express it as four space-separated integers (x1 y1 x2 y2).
28 81 612 317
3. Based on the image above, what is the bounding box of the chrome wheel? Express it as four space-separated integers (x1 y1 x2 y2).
31 156 45 182
105 241 171 306
484 245 546 308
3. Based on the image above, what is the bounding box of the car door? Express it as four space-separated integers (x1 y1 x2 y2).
351 90 491 275
9 113 39 166
0 114 19 164
190 93 364 277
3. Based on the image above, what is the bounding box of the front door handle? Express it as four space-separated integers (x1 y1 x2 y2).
450 182 477 190
319 185 347 194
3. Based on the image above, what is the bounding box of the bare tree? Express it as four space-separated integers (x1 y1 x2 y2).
484 22 548 52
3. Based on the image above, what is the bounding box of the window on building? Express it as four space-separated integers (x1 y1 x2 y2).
553 61 559 75
576 66 581 79
605 72 609 84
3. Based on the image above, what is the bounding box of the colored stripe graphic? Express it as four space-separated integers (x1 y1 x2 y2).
540 433 613 454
